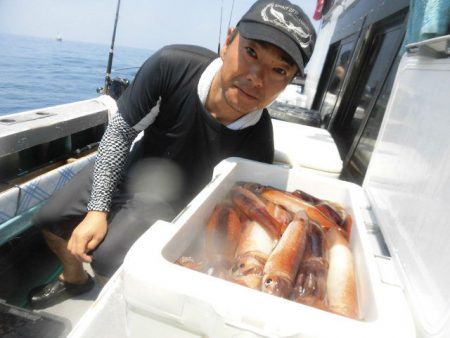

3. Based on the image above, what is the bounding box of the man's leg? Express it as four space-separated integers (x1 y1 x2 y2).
28 232 95 309
90 194 178 278
42 229 88 284
28 163 96 309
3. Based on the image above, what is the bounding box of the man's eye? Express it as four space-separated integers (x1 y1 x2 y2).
245 47 257 58
274 67 287 76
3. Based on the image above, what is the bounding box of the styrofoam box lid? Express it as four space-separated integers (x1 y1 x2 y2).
123 157 415 338
362 52 450 338
271 119 343 174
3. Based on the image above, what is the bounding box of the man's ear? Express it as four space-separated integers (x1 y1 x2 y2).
220 27 235 59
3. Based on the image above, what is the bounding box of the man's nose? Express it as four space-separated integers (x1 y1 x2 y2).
247 64 264 87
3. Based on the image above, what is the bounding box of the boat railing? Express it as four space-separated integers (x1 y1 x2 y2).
0 95 117 244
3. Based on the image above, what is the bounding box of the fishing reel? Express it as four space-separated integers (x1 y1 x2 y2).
97 77 130 101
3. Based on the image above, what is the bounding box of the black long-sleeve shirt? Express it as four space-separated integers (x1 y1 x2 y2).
87 45 274 212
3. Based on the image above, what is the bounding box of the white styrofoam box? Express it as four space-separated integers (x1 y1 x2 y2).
362 52 450 338
271 119 342 178
68 269 128 338
123 158 415 338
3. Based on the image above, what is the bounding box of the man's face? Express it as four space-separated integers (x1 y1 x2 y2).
219 30 298 115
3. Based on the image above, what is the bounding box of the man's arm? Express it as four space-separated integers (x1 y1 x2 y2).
87 113 140 212
68 47 174 262
67 113 139 262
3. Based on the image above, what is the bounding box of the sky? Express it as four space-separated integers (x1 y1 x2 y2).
0 0 321 52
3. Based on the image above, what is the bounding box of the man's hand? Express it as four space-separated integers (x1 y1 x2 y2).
67 211 108 263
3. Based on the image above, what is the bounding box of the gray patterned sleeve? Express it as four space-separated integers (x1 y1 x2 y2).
87 113 140 212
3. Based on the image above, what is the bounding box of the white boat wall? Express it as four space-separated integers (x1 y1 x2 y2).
303 0 349 109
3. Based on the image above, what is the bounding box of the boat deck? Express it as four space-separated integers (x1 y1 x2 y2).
37 264 103 330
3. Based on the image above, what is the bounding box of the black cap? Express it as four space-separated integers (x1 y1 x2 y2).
237 0 316 75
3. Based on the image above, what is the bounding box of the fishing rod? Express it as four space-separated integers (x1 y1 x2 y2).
218 0 223 54
227 0 235 29
99 0 129 99
217 0 235 53
104 0 121 94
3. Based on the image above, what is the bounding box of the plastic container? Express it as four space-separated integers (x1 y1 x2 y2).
123 157 414 338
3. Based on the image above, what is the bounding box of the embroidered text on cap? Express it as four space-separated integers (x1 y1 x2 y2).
261 3 313 49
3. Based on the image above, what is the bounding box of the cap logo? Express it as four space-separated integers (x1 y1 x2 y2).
261 3 312 49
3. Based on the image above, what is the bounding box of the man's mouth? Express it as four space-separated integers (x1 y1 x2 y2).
235 85 258 100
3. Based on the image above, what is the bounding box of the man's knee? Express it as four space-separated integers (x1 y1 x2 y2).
90 240 128 278
32 163 94 229
32 204 57 229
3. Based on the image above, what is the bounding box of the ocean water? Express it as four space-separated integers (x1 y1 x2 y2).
0 33 153 116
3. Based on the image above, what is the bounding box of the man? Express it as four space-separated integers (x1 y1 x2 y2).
29 0 316 309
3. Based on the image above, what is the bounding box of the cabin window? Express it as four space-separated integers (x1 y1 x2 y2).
312 38 356 128
334 15 407 184
344 52 402 184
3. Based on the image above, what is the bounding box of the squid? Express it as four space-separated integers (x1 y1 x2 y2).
264 199 293 235
231 218 277 289
175 256 207 272
292 222 328 309
175 231 209 273
316 201 352 237
205 203 241 276
175 181 358 319
261 211 309 298
292 189 353 237
245 183 345 235
326 226 359 319
230 185 283 238
291 189 322 204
